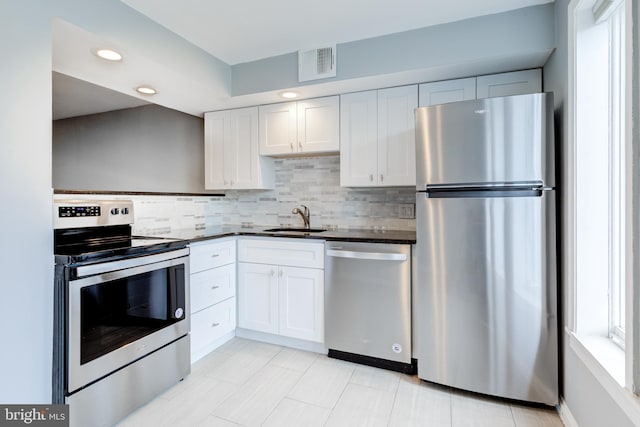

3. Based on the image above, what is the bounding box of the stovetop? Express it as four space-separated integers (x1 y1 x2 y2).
54 235 187 265
53 199 188 265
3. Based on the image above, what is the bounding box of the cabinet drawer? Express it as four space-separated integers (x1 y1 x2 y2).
190 239 236 273
190 264 236 313
191 297 236 354
238 238 324 268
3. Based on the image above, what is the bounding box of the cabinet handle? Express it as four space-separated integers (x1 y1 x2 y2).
211 285 220 290
211 254 220 258
298 141 303 150
211 322 220 327
380 174 384 182
270 270 276 277
370 174 374 182
290 142 294 151
278 269 283 277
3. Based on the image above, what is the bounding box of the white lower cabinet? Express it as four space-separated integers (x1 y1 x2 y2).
237 238 324 343
278 266 324 342
191 297 236 360
189 238 237 362
237 262 278 334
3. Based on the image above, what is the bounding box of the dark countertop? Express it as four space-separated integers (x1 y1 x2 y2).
139 225 416 245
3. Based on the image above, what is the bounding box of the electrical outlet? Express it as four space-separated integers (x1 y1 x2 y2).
398 203 415 219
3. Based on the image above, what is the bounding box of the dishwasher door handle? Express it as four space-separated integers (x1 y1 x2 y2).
326 249 407 261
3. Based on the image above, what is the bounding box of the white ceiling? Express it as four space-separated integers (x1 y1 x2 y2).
121 0 553 65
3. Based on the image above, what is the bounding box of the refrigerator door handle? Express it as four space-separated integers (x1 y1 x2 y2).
426 187 543 198
425 181 544 191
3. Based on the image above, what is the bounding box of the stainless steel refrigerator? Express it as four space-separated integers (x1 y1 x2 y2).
414 92 558 405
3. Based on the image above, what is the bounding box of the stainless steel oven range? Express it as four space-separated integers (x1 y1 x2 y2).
53 199 190 427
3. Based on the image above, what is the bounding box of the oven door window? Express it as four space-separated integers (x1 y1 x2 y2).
80 265 185 365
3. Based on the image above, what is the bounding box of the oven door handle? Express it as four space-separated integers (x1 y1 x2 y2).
168 271 186 320
75 248 189 277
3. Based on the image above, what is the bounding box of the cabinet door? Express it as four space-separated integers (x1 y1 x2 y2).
278 266 324 342
237 262 279 334
476 69 541 99
259 102 297 155
204 110 231 189
297 96 339 154
230 107 261 189
377 85 418 186
340 91 378 187
419 77 476 106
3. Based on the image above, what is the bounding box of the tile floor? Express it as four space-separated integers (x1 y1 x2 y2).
117 338 564 427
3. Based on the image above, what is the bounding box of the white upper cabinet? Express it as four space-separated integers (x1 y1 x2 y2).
204 107 274 190
258 102 297 155
340 85 417 187
419 77 477 107
340 90 378 187
377 85 418 186
476 69 542 99
297 97 340 154
418 69 542 107
259 96 339 156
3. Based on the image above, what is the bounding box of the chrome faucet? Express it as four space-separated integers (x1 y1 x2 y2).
292 205 310 229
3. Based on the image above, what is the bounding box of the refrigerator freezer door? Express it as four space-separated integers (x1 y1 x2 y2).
414 93 555 189
414 190 558 405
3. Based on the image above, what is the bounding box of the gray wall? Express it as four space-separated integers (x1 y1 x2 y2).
0 2 54 404
543 1 637 426
53 105 210 194
0 0 228 403
232 4 555 95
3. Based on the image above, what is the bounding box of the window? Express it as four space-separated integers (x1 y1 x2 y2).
574 0 627 342
570 0 632 387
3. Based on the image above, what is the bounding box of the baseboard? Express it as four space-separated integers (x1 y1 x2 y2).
235 328 327 354
558 398 579 427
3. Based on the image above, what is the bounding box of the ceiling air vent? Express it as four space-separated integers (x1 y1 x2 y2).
298 45 336 82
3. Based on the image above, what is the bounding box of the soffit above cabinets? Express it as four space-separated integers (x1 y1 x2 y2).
53 72 150 120
52 18 230 118
54 2 555 118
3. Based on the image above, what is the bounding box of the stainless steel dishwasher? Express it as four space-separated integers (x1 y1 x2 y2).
324 241 414 373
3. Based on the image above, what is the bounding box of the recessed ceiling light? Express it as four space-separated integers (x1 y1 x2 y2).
135 85 157 95
280 91 298 99
95 48 123 62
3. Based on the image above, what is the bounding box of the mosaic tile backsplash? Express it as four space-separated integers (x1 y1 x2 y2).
54 156 417 235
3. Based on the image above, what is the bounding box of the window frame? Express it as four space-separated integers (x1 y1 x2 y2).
568 0 636 395
607 1 626 347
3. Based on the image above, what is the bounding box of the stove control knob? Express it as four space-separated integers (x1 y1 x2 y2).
110 208 120 215
121 208 129 215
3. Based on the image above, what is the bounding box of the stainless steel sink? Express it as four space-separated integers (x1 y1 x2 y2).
263 227 326 233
